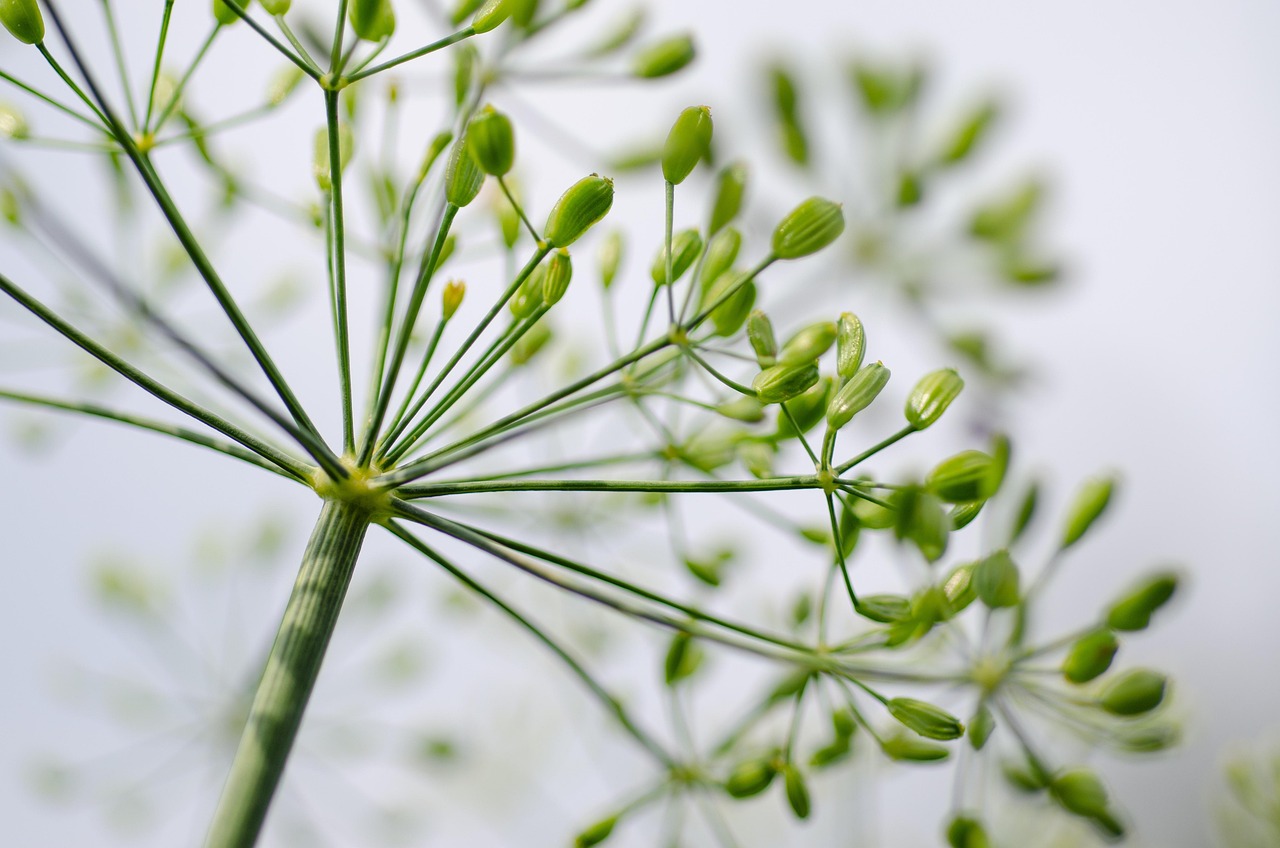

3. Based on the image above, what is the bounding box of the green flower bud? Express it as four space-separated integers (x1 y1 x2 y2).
0 102 29 139
826 362 890 429
544 174 614 248
312 122 355 192
1009 480 1040 545
349 0 396 40
451 0 486 24
888 697 964 741
737 440 775 479
724 758 776 798
650 228 702 286
753 363 819 405
444 135 484 207
970 176 1044 243
467 105 515 176
905 368 964 430
968 704 995 750
936 98 999 166
926 450 999 504
1050 769 1110 817
470 0 511 32
1003 762 1048 793
746 310 777 367
1106 571 1179 632
213 0 246 26
895 169 924 207
541 249 572 306
416 130 454 181
835 313 865 380
0 0 44 44
586 7 644 57
509 0 537 27
574 816 617 847
893 486 949 562
1062 628 1118 684
850 59 925 116
776 377 832 438
709 161 748 233
716 397 765 423
1116 723 1179 753
942 563 978 615
452 43 477 107
778 321 836 367
437 234 458 268
949 501 984 531
662 105 713 185
266 66 305 106
783 764 811 819
810 737 852 769
632 33 696 79
699 226 741 290
771 197 845 259
974 549 1020 608
850 486 895 529
855 594 912 623
597 230 623 289
509 320 552 365
1061 474 1117 549
260 0 291 14
881 733 950 763
768 63 809 166
441 279 466 320
947 816 990 848
1098 668 1167 716
663 632 704 685
509 265 546 320
705 270 756 337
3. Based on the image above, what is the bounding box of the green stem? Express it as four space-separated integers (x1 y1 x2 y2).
143 0 176 129
346 28 477 82
150 26 219 133
398 475 822 498
0 68 106 133
835 424 915 474
324 90 355 453
100 0 139 128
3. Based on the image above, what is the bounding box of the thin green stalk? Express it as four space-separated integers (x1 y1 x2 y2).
143 0 176 129
217 0 320 78
150 26 219 133
496 176 539 241
687 255 776 331
379 319 449 444
823 490 859 612
324 90 355 453
664 180 676 325
399 475 822 498
329 0 351 72
99 0 139 128
430 451 660 483
275 18 320 74
835 424 916 474
34 43 109 126
0 68 107 133
347 28 477 82
205 499 370 848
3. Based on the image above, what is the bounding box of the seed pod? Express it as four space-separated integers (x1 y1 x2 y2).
949 501 984 531
0 102 29 139
776 377 832 438
905 368 964 430
212 0 246 26
936 98 999 166
1009 479 1039 544
508 0 537 27
699 226 741 289
724 758 776 798
0 0 43 43
893 486 949 563
855 594 911 623
881 733 950 763
768 62 809 166
349 0 396 40
662 105 713 185
632 33 696 79
597 230 623 289
826 362 890 429
738 440 775 479
942 563 977 615
1061 474 1117 549
508 265 546 319
467 105 515 176
968 704 995 750
1098 669 1167 716
888 698 964 741
947 816 990 848
835 313 865 380
1062 628 1118 684
312 123 355 192
716 397 765 423
441 280 466 320
541 249 573 307
416 130 454 180
663 632 703 685
266 66 305 106
753 363 819 405
444 135 484 207
471 0 511 32
974 549 1020 608
709 162 748 233
573 816 617 847
509 321 552 365
704 270 756 337
970 176 1044 243
926 450 998 504
783 764 811 819
544 174 614 247
746 310 776 367
771 197 845 259
1106 571 1179 632
260 0 292 14
778 321 836 367
650 229 702 286
1050 769 1110 817
810 738 852 769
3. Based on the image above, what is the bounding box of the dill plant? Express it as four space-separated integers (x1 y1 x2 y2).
0 1 1181 846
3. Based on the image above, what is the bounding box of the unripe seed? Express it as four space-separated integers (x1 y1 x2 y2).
441 280 466 320
349 0 397 40
467 105 515 176
716 397 764 423
508 265 545 319
746 310 776 367
650 229 702 286
775 377 832 438
1106 571 1178 632
855 594 911 623
968 704 995 750
1061 474 1116 549
771 197 845 259
444 135 485 207
541 249 572 306
700 227 741 288
632 34 696 79
544 174 614 247
783 764 811 819
826 362 890 429
662 105 713 185
260 0 292 14
1098 669 1167 716
0 0 43 44
974 549 1020 608
1050 769 1109 817
753 362 819 405
905 368 964 430
574 816 617 847
597 230 623 289
704 270 755 337
0 102 29 139
266 66 305 106
927 450 999 503
888 697 964 741
313 123 355 192
835 312 865 380
881 733 950 762
1062 628 1118 684
724 758 776 798
778 321 836 367
947 816 990 848
709 161 748 233
471 0 511 32
212 0 248 26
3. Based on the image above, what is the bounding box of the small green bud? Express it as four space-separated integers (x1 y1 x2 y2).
783 764 811 819
895 169 924 207
451 0 486 24
905 368 964 430
949 501 984 531
1062 628 1118 684
942 563 978 615
771 196 845 259
724 758 776 798
947 816 990 848
936 98 999 165
509 321 552 365
509 265 546 319
213 0 247 26
1116 723 1179 753
776 377 833 438
597 230 623 289
1010 480 1040 544
753 363 819 405
1061 474 1117 549
709 162 748 233
716 397 765 423
768 63 809 166
0 102 29 139
746 310 777 367
586 7 645 57
835 313 865 380
881 733 950 763
662 105 713 185
574 816 617 847
509 0 537 27
438 234 458 268
470 0 511 32
778 321 836 367
260 0 291 14
313 123 355 192
632 33 696 79
970 176 1044 242
855 594 912 623
810 737 852 769
266 66 305 106
542 249 572 306
663 632 704 685
467 105 515 176
441 279 466 320
348 0 396 40
888 698 964 741
1003 762 1048 793
650 229 702 286
544 174 614 248
700 227 741 288
738 440 775 479
927 450 999 504
826 362 890 429
1050 769 1110 817
968 704 995 750
1106 571 1179 632
1098 668 1167 716
893 486 949 562
974 549 1020 608
704 270 756 337
417 130 454 181
850 59 924 116
444 136 485 207
452 44 477 107
0 0 43 44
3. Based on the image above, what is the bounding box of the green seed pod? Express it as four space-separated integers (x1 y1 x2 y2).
778 321 836 367
470 0 511 32
926 450 999 504
832 708 857 739
349 0 396 40
312 123 355 192
1116 723 1179 754
895 169 924 207
700 227 741 288
509 0 537 27
893 486 949 562
947 816 990 848
540 249 573 307
746 310 777 367
826 362 890 429
416 130 454 181
1050 769 1110 817
508 265 546 320
544 174 614 248
705 270 756 337
1062 628 1118 684
437 234 458 268
1098 669 1167 716
888 698 964 741
905 368 964 430
942 563 977 615
753 363 819 405
768 62 809 166
441 279 466 320
212 0 246 26
260 0 292 14
467 105 515 176
936 98 999 166
450 0 486 24
444 135 485 208
573 815 617 847
949 501 984 531
631 33 696 79
724 758 776 798
738 440 775 479
881 733 950 763
663 632 703 685
1003 761 1048 794
586 6 644 57
716 397 765 423
597 230 623 290
835 313 865 380
509 320 552 365
771 196 845 259
0 102 29 139
1009 480 1040 545
974 549 1020 608
970 176 1044 243
709 161 748 234
809 738 852 769
0 0 44 44
1061 475 1117 549
1106 571 1179 632
266 66 306 106
968 704 995 750
776 377 832 438
0 187 20 226
855 594 912 623
650 229 702 286
783 764 811 819
662 105 713 185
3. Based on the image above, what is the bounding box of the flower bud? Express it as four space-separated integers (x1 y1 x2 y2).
709 161 748 233
783 764 811 819
544 174 614 247
597 230 623 289
949 501 984 531
716 397 764 423
776 377 832 438
509 321 552 365
509 265 546 319
881 733 950 762
778 321 836 367
631 33 696 79
260 0 292 14
700 227 741 288
1062 628 1118 684
0 0 43 44
704 270 756 337
509 0 537 27
835 313 865 380
312 123 355 192
967 704 995 750
936 98 999 166
1098 668 1167 716
0 103 29 139
471 0 511 32
905 368 964 430
746 310 776 367
855 594 911 623
927 450 998 504
826 362 890 429
737 440 775 479
771 197 845 259
888 697 964 741
1106 571 1178 632
662 105 713 185
213 0 246 26
947 816 990 848
724 758 776 798
266 66 305 107
439 280 466 320
893 486 949 562
573 816 616 847
1049 769 1109 817
942 563 977 615
444 135 484 207
974 549 1020 608
753 363 819 405
663 632 703 685
541 248 572 306
1061 474 1116 549
416 130 454 180
467 105 515 176
349 0 396 40
650 229 702 286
